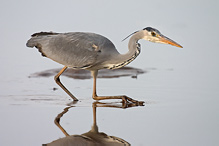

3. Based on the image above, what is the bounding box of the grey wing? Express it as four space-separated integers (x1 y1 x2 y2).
26 32 118 69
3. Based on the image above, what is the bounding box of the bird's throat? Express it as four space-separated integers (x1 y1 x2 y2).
108 43 141 69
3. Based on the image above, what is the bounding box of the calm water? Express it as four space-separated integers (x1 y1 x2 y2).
0 0 219 146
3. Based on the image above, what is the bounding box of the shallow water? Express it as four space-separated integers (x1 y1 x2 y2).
1 67 218 146
1 0 219 146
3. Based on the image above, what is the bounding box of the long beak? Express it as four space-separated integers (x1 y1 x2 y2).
159 34 183 48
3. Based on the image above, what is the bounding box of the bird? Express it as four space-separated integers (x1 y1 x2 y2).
26 27 182 104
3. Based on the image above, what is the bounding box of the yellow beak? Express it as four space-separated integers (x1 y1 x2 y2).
159 34 183 48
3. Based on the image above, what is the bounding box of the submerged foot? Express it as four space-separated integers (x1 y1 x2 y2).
121 95 145 106
92 95 144 107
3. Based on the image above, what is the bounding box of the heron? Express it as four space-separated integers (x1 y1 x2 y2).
26 27 182 104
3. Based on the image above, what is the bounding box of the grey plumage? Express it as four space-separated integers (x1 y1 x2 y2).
26 32 119 69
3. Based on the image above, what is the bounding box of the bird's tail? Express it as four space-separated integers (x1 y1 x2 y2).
26 31 58 47
26 32 59 57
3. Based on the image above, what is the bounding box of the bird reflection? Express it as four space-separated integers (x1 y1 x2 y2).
43 102 142 146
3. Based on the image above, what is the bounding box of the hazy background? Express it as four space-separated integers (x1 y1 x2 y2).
0 0 218 146
1 0 219 87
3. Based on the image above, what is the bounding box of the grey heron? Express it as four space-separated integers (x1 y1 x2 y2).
26 27 182 104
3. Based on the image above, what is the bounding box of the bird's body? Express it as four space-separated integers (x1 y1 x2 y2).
27 32 139 70
26 27 182 104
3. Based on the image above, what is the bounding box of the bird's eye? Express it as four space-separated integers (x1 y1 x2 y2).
151 32 156 36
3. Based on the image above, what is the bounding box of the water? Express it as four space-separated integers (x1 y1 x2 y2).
0 0 219 145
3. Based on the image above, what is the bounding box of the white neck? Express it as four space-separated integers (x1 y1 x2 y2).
106 30 145 69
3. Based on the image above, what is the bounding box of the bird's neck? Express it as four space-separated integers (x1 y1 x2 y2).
108 32 142 69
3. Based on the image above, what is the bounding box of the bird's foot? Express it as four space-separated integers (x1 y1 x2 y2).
92 94 144 107
121 95 144 107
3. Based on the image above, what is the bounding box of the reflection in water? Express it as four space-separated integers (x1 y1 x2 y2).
43 102 142 146
30 66 146 79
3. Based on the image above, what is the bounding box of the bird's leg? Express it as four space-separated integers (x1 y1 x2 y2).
91 70 144 106
54 66 78 101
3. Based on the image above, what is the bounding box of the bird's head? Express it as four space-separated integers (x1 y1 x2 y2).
142 27 183 48
123 27 183 48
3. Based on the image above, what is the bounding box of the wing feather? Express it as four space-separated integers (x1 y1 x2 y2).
27 32 117 69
